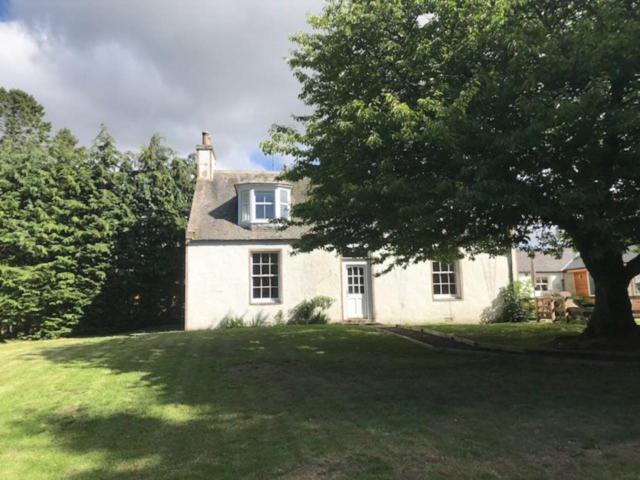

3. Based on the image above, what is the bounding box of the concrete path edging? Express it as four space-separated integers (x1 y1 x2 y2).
368 324 640 365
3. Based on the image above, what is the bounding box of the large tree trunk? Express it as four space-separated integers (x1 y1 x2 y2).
585 274 637 337
581 250 639 338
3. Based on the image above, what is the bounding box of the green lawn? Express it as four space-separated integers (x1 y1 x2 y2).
2 325 640 479
420 322 587 349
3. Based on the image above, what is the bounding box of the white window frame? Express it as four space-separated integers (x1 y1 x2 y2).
250 251 281 304
431 261 461 300
236 183 292 226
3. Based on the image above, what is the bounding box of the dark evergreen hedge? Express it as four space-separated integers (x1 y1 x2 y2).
0 88 194 339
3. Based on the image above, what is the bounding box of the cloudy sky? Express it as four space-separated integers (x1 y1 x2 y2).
0 0 323 169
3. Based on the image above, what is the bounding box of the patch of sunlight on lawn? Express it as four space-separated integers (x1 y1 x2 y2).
2 325 640 480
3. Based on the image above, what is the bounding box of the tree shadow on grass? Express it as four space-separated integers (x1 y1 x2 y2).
14 327 640 479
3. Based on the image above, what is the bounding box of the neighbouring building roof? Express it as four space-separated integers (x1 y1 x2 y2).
186 171 309 241
516 249 576 274
562 251 639 271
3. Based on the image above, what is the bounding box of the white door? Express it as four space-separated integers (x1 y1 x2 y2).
344 262 369 319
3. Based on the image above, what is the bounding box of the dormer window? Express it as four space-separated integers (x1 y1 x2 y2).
236 183 292 226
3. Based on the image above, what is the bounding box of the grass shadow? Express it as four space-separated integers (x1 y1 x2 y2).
8 326 640 479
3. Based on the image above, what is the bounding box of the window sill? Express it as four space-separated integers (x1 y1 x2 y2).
240 220 288 229
432 295 463 302
250 299 282 306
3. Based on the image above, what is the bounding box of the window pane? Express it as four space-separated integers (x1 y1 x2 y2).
279 189 290 219
255 191 275 220
264 203 275 218
432 261 458 297
256 191 274 203
251 251 280 301
280 203 290 219
239 190 250 222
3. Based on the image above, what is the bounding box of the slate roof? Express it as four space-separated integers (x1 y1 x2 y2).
562 251 639 271
516 249 576 273
186 171 309 241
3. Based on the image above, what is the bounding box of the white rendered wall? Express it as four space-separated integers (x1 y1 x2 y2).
371 255 510 324
186 242 511 329
186 242 342 330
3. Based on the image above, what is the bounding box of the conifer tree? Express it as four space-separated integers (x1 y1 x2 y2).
0 90 194 338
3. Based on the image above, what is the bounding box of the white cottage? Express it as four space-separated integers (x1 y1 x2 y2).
185 133 514 329
515 249 575 296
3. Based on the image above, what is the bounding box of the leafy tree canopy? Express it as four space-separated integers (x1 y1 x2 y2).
265 0 640 338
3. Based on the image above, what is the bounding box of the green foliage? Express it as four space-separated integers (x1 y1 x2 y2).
0 89 193 339
287 296 334 325
481 281 535 324
0 88 51 148
265 0 640 336
249 312 269 327
273 310 285 326
219 314 246 329
84 134 194 333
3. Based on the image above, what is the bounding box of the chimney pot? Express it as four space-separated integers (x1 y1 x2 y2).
202 131 212 147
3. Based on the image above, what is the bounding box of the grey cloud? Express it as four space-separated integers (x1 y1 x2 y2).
3 0 323 167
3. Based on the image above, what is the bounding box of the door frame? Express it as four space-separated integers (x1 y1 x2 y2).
341 259 373 321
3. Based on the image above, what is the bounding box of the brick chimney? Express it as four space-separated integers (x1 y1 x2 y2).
196 131 216 180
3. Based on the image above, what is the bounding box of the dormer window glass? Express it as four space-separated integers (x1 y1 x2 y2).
279 189 290 219
255 191 276 220
236 183 292 226
239 190 250 223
